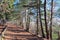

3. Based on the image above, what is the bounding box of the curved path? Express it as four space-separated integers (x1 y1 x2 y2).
0 23 43 40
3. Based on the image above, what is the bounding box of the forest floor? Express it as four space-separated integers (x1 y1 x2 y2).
0 22 58 40
0 22 44 40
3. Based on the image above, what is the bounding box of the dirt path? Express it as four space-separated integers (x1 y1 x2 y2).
0 23 43 40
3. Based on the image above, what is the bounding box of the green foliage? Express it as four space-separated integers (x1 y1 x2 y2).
0 0 15 20
0 0 43 21
2 0 14 8
52 32 58 40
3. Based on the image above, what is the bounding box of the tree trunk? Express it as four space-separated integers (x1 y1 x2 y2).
44 0 49 39
57 31 60 40
26 15 30 32
36 6 39 35
25 9 30 32
37 0 45 38
49 0 53 40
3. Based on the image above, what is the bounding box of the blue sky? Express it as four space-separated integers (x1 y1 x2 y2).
14 0 19 5
14 0 60 13
14 0 60 8
14 0 60 19
48 0 60 11
14 0 60 12
41 0 60 11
